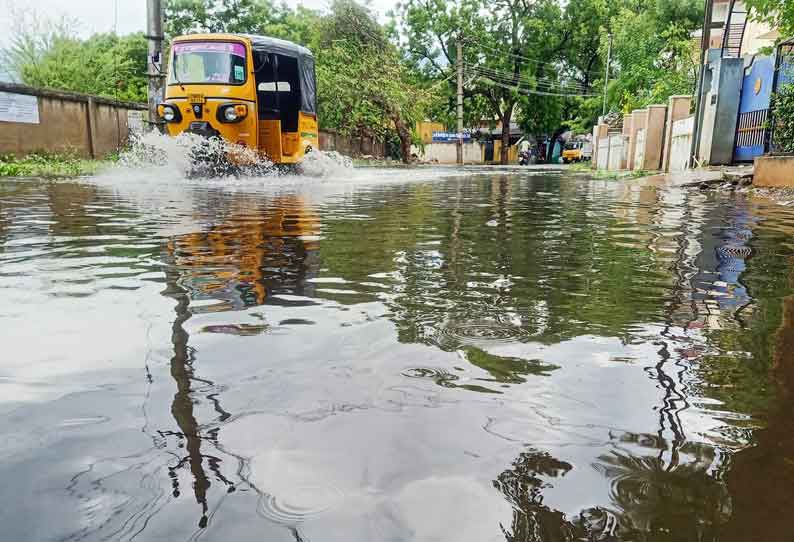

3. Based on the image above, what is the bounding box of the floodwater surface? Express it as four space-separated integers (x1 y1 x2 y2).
2 164 794 542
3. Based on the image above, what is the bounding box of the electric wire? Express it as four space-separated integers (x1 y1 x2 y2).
467 64 590 93
466 66 592 95
473 41 607 77
471 72 601 97
468 62 592 87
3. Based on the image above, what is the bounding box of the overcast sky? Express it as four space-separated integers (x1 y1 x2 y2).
0 0 395 45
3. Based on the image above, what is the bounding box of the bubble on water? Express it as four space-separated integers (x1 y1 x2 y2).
432 320 525 349
257 485 344 524
401 367 461 388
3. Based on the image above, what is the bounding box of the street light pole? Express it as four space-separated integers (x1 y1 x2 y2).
690 0 715 167
456 35 464 165
147 0 165 131
602 32 613 116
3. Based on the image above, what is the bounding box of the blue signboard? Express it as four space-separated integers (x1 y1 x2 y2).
432 131 472 142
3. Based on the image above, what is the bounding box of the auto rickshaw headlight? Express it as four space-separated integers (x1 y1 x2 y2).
218 104 247 123
158 104 180 123
224 108 238 122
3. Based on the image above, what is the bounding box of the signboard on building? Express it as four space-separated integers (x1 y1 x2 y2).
432 130 472 142
127 110 145 134
0 91 40 124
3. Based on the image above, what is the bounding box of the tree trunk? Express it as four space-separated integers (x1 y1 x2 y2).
501 105 513 165
393 115 413 164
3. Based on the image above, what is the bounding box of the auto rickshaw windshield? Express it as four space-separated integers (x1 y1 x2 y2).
169 42 247 85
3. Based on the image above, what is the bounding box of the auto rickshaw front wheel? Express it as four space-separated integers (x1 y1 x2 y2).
186 137 241 178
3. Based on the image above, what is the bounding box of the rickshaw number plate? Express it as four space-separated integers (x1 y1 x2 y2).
188 94 205 104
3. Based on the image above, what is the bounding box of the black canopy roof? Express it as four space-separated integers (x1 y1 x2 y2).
238 34 316 114
240 34 314 59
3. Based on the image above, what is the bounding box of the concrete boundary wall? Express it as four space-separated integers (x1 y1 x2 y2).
593 123 608 169
0 82 146 158
626 111 644 171
670 116 694 172
634 129 647 171
662 96 692 172
640 105 667 171
608 134 627 170
412 141 482 164
590 94 693 173
597 136 610 170
318 130 384 158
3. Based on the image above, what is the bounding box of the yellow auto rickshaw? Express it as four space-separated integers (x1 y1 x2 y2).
159 33 318 166
561 141 583 163
561 139 593 164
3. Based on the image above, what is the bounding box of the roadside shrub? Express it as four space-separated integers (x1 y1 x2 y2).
0 151 104 177
772 83 794 154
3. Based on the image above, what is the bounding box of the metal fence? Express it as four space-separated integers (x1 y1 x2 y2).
734 108 769 161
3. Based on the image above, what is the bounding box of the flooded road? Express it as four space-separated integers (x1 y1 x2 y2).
2 165 794 541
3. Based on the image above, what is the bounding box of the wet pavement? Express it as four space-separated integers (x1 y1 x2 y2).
2 165 794 541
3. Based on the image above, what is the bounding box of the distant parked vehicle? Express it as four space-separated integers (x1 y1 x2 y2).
562 141 586 163
581 141 593 161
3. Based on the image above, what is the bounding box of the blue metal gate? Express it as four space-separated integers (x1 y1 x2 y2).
734 56 774 162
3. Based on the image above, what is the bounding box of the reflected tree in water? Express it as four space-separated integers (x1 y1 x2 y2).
154 195 322 529
160 266 236 529
495 438 732 542
318 176 677 351
592 435 731 542
494 449 618 542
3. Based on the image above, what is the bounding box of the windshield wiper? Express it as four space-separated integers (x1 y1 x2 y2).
170 57 186 91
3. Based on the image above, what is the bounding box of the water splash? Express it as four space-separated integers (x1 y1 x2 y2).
116 130 278 179
297 150 353 177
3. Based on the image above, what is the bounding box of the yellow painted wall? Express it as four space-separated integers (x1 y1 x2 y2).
491 140 519 163
416 121 446 144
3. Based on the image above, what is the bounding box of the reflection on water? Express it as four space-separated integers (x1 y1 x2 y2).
3 170 794 541
161 266 232 529
167 195 320 311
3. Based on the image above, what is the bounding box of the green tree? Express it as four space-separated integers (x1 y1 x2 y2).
401 0 579 163
163 0 324 44
164 0 278 36
745 0 794 38
318 0 430 162
3 25 149 103
606 6 700 113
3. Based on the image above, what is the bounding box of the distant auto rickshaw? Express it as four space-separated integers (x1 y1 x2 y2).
562 141 584 163
561 140 593 164
159 33 318 170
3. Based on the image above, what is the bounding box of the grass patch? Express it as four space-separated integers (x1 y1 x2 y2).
0 152 112 178
568 162 593 173
568 162 653 180
352 157 405 167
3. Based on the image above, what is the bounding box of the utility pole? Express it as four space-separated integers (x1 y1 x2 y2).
456 36 464 166
690 0 715 167
602 33 613 116
147 0 165 131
